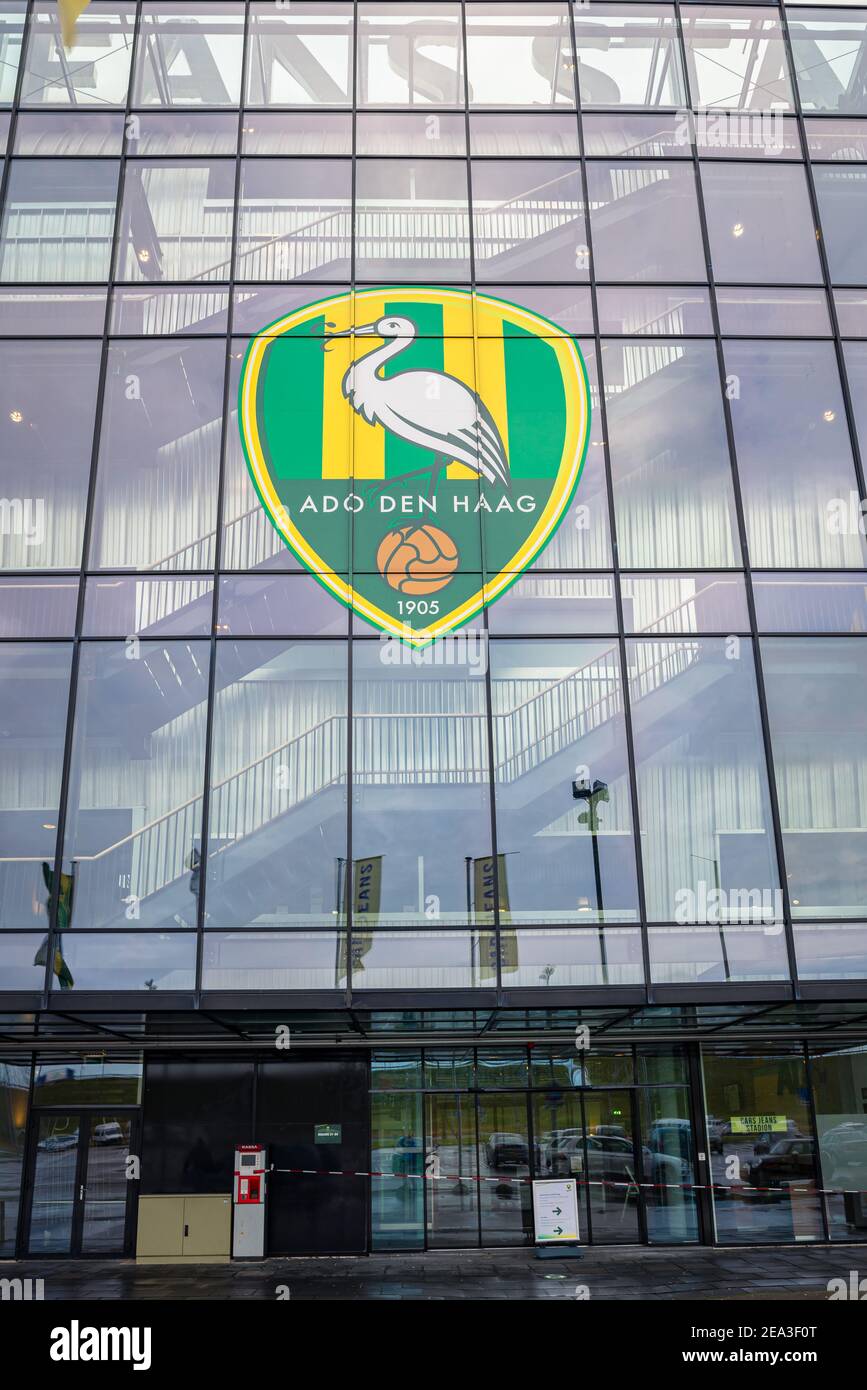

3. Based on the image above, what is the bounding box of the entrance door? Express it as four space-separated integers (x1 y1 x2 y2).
25 1112 136 1256
581 1090 643 1243
477 1092 533 1246
425 1091 479 1247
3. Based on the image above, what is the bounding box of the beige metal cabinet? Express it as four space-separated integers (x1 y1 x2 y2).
136 1194 231 1263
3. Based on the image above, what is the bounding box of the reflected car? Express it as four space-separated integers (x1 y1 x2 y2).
709 1121 733 1155
706 1117 726 1152
37 1132 79 1151
743 1138 816 1196
821 1121 867 1151
753 1122 804 1155
548 1134 690 1193
93 1121 124 1146
819 1124 867 1177
538 1127 585 1173
485 1132 530 1169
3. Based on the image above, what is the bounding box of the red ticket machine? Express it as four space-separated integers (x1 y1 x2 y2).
233 1144 267 1258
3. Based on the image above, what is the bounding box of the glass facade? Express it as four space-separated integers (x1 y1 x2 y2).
0 0 866 1257
1 0 866 998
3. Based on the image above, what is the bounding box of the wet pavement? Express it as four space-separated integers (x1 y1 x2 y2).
3 1242 865 1300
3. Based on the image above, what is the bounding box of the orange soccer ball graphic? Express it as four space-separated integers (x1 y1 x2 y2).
376 524 459 595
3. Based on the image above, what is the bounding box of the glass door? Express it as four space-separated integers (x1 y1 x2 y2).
28 1113 81 1254
531 1088 591 1241
477 1092 532 1246
639 1086 700 1243
26 1112 135 1256
80 1113 135 1253
425 1092 479 1248
582 1090 643 1243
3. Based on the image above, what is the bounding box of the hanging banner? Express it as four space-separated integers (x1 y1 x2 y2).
474 855 517 979
338 856 382 981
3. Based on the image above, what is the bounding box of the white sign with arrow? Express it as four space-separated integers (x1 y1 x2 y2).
532 1178 580 1243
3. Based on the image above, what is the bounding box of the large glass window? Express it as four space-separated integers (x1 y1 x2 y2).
236 158 351 281
761 638 867 919
60 640 210 932
573 4 686 109
0 643 71 933
790 9 867 115
682 6 794 110
843 340 867 461
358 2 463 106
488 639 640 932
52 931 197 989
471 159 587 282
811 1045 867 1241
116 160 235 282
34 1055 142 1104
700 163 822 284
88 338 226 572
587 162 706 282
0 340 102 570
20 3 135 107
205 641 348 931
603 339 741 569
0 159 120 280
466 2 575 107
702 1048 823 1244
351 638 491 928
626 637 781 927
355 158 470 281
726 341 866 569
0 2 25 106
132 3 245 107
246 0 354 107
813 166 867 285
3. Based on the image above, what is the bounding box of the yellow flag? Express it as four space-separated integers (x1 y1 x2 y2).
58 0 90 50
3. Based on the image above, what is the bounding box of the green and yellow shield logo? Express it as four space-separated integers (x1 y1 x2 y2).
239 287 590 646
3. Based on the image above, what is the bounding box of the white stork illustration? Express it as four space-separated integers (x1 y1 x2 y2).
324 316 510 496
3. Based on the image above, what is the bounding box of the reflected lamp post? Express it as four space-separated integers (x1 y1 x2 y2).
572 777 609 981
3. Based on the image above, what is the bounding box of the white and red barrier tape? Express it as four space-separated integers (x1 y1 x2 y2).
272 1166 867 1198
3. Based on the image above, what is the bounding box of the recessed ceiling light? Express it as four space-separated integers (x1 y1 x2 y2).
9 409 23 423
823 410 836 422
732 222 745 238
137 248 150 263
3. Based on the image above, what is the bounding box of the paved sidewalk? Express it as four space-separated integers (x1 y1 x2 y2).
3 1243 864 1300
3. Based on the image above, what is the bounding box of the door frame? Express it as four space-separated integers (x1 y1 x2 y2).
20 1107 140 1259
580 1087 647 1245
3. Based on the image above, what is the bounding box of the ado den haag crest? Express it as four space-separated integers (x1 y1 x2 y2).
239 287 591 646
